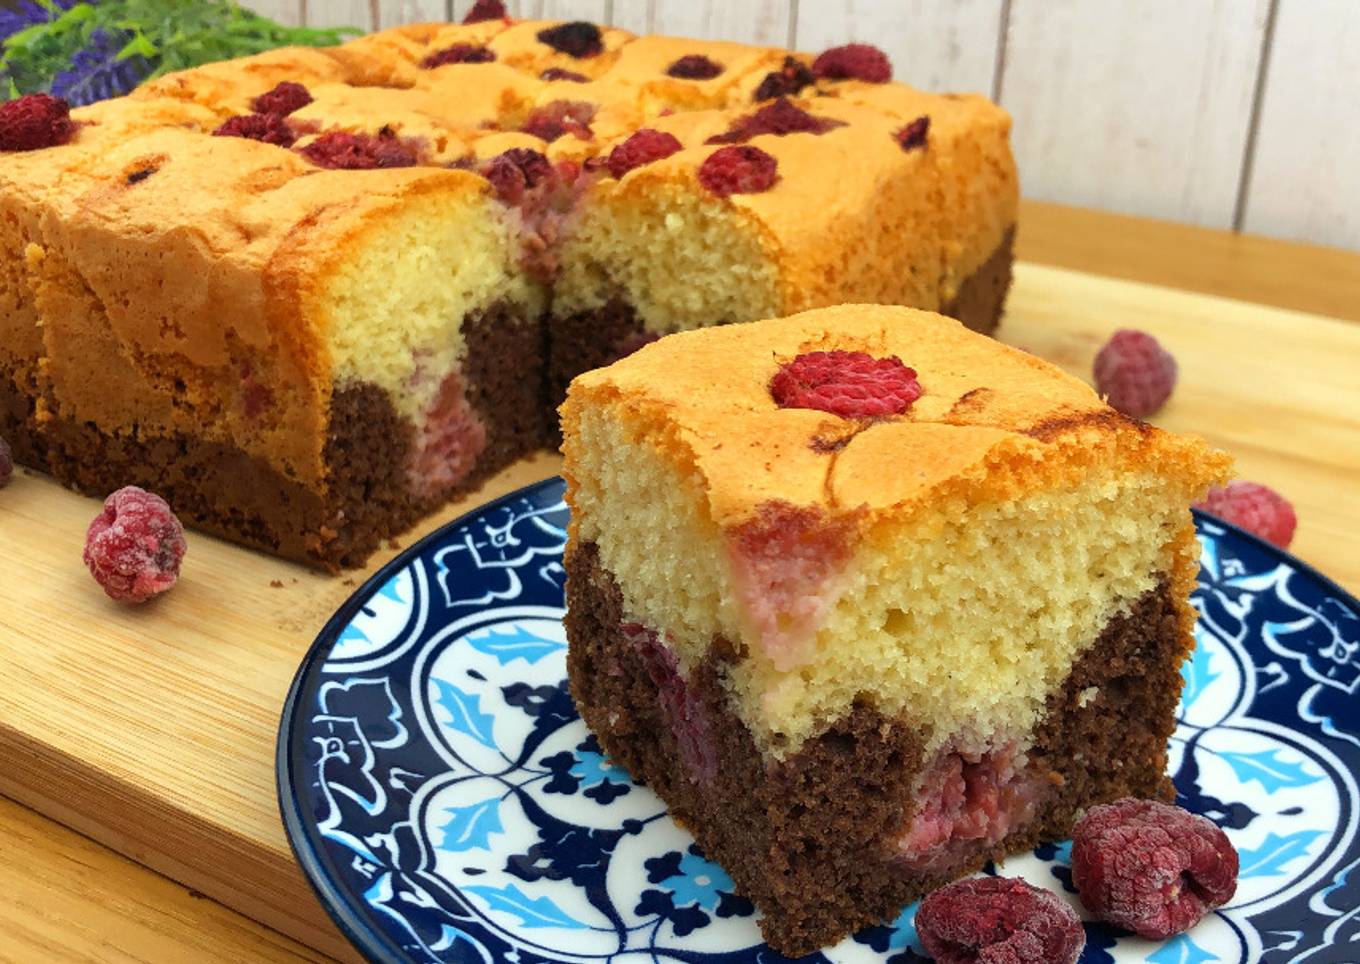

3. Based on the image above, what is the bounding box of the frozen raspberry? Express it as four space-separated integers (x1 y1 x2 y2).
812 43 893 83
481 147 553 203
917 876 1085 964
753 56 815 101
895 114 930 151
520 100 596 142
0 434 12 488
251 81 312 116
697 145 778 196
537 21 603 59
422 43 496 68
771 350 922 418
1195 481 1297 549
0 93 76 151
607 128 682 178
1093 328 1178 418
1072 797 1239 940
213 112 296 147
300 129 418 169
707 97 845 144
462 0 506 23
666 54 724 80
83 486 187 604
541 67 587 82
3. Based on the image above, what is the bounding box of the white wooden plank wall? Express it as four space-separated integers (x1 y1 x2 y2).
245 0 1360 253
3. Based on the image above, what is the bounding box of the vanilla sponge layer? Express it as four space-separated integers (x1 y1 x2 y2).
321 192 541 422
552 179 781 332
568 404 1196 759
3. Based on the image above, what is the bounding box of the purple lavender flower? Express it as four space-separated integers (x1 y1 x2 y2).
0 0 75 44
50 27 151 105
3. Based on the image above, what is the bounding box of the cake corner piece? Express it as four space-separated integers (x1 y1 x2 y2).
560 303 1230 955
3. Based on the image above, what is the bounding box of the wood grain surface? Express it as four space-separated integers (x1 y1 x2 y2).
2 266 1357 961
0 795 326 963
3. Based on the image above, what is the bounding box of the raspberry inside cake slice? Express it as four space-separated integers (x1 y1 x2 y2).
560 304 1229 955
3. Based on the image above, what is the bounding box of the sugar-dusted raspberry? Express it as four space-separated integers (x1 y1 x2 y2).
537 21 603 59
213 112 296 147
0 93 76 151
481 147 553 204
1093 328 1178 418
812 43 892 83
666 54 724 80
521 99 596 142
422 43 496 68
1195 481 1297 549
771 350 922 418
707 97 845 144
1072 797 1239 940
697 144 778 197
462 0 506 23
83 486 187 604
607 128 683 178
0 434 12 488
895 114 930 151
753 56 815 101
541 66 587 82
300 128 418 169
251 81 312 116
917 877 1085 964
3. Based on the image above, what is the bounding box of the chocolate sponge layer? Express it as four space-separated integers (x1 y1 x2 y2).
2 301 546 569
565 539 1182 956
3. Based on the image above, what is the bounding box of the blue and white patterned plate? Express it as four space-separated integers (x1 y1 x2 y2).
277 477 1360 964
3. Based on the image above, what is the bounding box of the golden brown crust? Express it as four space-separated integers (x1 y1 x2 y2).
562 304 1232 530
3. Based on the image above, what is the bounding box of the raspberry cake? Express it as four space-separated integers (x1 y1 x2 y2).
560 304 1230 954
1 13 1016 568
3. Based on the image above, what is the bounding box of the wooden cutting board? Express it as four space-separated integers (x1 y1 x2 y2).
2 263 1357 962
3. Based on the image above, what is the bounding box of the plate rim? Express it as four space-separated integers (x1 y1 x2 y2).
275 482 1360 964
276 475 566 964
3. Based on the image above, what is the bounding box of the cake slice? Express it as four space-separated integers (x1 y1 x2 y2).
560 304 1229 955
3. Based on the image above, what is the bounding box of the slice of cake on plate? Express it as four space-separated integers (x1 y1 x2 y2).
560 304 1229 955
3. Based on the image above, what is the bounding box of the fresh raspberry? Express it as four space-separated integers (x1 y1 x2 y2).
251 81 312 116
1195 481 1297 549
213 112 297 147
1093 328 1178 418
0 434 12 488
1072 797 1239 940
481 147 553 203
666 54 724 80
83 486 187 604
536 21 603 59
607 128 682 178
812 43 893 83
753 56 815 102
541 67 587 82
520 100 596 142
462 0 506 23
0 93 76 151
300 129 418 169
770 350 922 418
706 97 844 144
916 877 1085 964
421 43 496 68
697 145 778 196
895 114 930 151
